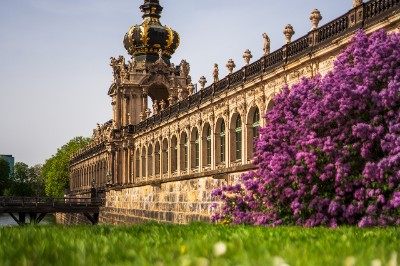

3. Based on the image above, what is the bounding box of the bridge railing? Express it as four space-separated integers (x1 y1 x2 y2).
0 197 104 207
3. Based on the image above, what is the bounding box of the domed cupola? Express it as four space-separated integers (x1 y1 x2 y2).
123 0 180 65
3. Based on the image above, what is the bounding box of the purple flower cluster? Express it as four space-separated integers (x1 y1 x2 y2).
212 30 400 227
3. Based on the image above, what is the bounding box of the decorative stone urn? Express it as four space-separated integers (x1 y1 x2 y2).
198 76 207 90
309 9 322 30
283 24 295 44
243 49 253 66
226 59 236 74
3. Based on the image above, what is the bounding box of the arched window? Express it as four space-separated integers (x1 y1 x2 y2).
155 142 160 176
206 126 212 165
171 136 178 172
191 128 199 169
235 115 242 160
162 139 168 174
252 108 260 154
135 149 140 178
195 130 199 167
148 145 153 177
220 121 226 163
181 133 188 170
141 147 147 178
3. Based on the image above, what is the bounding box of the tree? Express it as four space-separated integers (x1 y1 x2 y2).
212 30 400 227
30 164 45 197
0 158 10 196
8 162 34 196
41 136 91 197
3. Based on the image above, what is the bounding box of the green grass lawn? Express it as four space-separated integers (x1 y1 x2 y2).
0 223 398 266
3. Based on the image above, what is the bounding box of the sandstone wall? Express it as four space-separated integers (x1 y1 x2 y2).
100 173 242 224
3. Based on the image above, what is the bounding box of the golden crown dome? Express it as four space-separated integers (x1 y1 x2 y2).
123 0 180 65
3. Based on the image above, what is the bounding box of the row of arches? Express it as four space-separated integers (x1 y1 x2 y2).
133 106 263 181
71 159 108 191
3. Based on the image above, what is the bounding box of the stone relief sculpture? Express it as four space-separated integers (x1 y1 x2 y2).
262 33 270 55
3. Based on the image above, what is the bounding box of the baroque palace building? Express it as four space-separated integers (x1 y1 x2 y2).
64 0 399 224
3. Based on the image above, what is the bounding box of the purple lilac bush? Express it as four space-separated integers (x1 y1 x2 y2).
212 30 400 227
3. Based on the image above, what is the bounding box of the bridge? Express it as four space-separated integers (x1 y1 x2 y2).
0 197 103 225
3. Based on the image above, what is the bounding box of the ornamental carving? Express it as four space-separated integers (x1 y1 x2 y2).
262 33 270 55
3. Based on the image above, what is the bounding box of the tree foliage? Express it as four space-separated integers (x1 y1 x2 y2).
212 30 400 227
41 136 91 197
0 158 10 196
4 163 45 197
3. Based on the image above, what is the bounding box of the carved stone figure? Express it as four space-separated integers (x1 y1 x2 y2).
226 59 236 74
243 49 253 66
198 76 207 90
153 100 159 115
145 108 151 118
353 0 363 7
177 87 183 101
213 64 219 83
262 33 270 55
283 24 295 44
180 60 190 78
187 83 195 95
139 112 145 122
309 9 323 30
128 58 137 71
160 99 166 111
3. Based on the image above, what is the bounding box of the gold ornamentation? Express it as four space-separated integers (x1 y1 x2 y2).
165 26 174 48
140 23 150 47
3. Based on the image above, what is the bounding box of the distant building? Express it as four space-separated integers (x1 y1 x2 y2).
0 155 14 178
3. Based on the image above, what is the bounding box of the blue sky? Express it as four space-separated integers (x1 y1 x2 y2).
0 0 356 166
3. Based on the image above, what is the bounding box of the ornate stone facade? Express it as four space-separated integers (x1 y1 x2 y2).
66 0 400 225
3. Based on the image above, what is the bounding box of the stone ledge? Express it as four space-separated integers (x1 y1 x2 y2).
107 163 257 191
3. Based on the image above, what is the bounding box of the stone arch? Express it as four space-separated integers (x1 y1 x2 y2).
190 127 200 170
162 138 169 174
202 122 212 167
246 106 261 159
135 148 140 178
154 141 161 176
230 112 243 162
180 130 189 171
171 135 178 172
214 117 226 166
147 143 153 177
141 75 172 107
141 146 147 178
264 99 275 124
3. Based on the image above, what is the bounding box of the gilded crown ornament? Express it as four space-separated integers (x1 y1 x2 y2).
123 0 180 65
